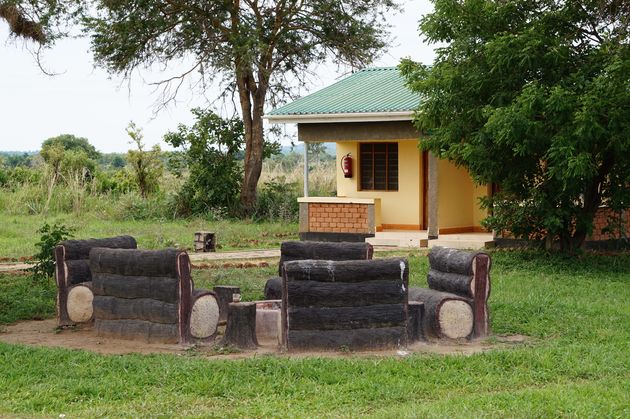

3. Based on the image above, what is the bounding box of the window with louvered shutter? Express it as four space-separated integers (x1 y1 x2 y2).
359 143 398 191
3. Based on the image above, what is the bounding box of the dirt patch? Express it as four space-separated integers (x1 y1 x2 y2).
0 319 529 359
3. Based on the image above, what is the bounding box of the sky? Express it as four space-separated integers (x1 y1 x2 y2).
0 1 438 153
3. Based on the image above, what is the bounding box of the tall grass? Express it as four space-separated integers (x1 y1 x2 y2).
260 159 336 197
0 158 335 221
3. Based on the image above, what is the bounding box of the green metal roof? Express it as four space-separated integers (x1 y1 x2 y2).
267 67 419 117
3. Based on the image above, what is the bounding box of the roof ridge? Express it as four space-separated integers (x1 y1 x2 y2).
358 66 399 72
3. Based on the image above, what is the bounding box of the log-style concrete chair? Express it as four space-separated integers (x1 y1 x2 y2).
54 236 137 327
409 246 491 339
89 248 220 344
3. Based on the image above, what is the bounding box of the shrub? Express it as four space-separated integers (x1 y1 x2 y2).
254 177 300 222
164 109 244 216
30 222 74 281
126 122 164 198
94 169 134 194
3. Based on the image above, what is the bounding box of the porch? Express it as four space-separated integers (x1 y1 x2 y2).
298 197 494 250
366 230 494 250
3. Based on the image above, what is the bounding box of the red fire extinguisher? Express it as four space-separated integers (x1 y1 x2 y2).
341 153 353 178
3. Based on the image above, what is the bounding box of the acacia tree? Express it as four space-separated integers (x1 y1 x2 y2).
401 0 630 251
0 0 80 44
87 0 398 214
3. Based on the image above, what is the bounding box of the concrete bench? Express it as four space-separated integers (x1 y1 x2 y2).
264 241 373 300
281 258 412 350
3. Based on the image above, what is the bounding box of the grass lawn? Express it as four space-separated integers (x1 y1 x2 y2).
0 213 298 258
1 250 629 416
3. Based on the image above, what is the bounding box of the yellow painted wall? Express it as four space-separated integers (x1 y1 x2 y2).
336 141 421 227
473 183 489 228
437 159 474 229
335 141 488 230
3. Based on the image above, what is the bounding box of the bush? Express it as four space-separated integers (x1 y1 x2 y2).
30 222 74 281
164 109 244 216
94 169 134 194
254 177 300 222
4 167 41 189
126 122 163 198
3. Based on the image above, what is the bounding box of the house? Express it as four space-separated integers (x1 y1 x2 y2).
265 67 492 248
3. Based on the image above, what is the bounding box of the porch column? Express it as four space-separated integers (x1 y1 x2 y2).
303 141 309 197
427 151 439 239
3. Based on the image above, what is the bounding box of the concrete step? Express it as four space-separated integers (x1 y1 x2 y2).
427 240 494 250
366 237 428 248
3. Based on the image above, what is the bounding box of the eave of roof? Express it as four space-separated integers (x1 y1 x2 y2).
264 110 414 124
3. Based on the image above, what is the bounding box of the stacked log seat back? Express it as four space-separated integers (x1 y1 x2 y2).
264 241 374 300
90 248 219 344
54 236 137 326
409 246 491 339
281 258 409 350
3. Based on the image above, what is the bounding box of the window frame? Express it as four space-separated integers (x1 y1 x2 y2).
358 142 399 192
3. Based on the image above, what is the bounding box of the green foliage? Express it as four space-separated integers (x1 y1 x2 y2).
41 134 99 160
30 222 73 280
0 0 81 44
0 273 56 324
0 152 33 168
254 178 300 222
87 0 398 212
94 169 134 195
126 122 163 199
307 143 333 163
40 134 98 179
401 0 630 251
97 153 127 169
164 109 244 216
110 155 125 168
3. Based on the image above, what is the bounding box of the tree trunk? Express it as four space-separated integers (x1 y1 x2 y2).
93 295 178 324
66 282 94 324
409 287 474 339
221 302 258 349
283 258 408 284
237 67 267 215
213 285 241 324
287 327 406 350
264 277 282 300
562 153 612 252
407 301 425 342
288 304 405 330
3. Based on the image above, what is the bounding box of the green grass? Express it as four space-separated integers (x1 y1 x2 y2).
0 275 56 325
0 213 297 258
0 250 629 416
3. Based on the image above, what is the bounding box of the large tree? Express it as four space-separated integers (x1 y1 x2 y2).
0 0 80 44
401 0 630 251
87 0 398 213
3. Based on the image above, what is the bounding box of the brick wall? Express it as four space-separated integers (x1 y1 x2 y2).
588 208 630 241
308 203 369 234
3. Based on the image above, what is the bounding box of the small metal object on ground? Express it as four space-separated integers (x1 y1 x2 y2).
194 231 216 252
